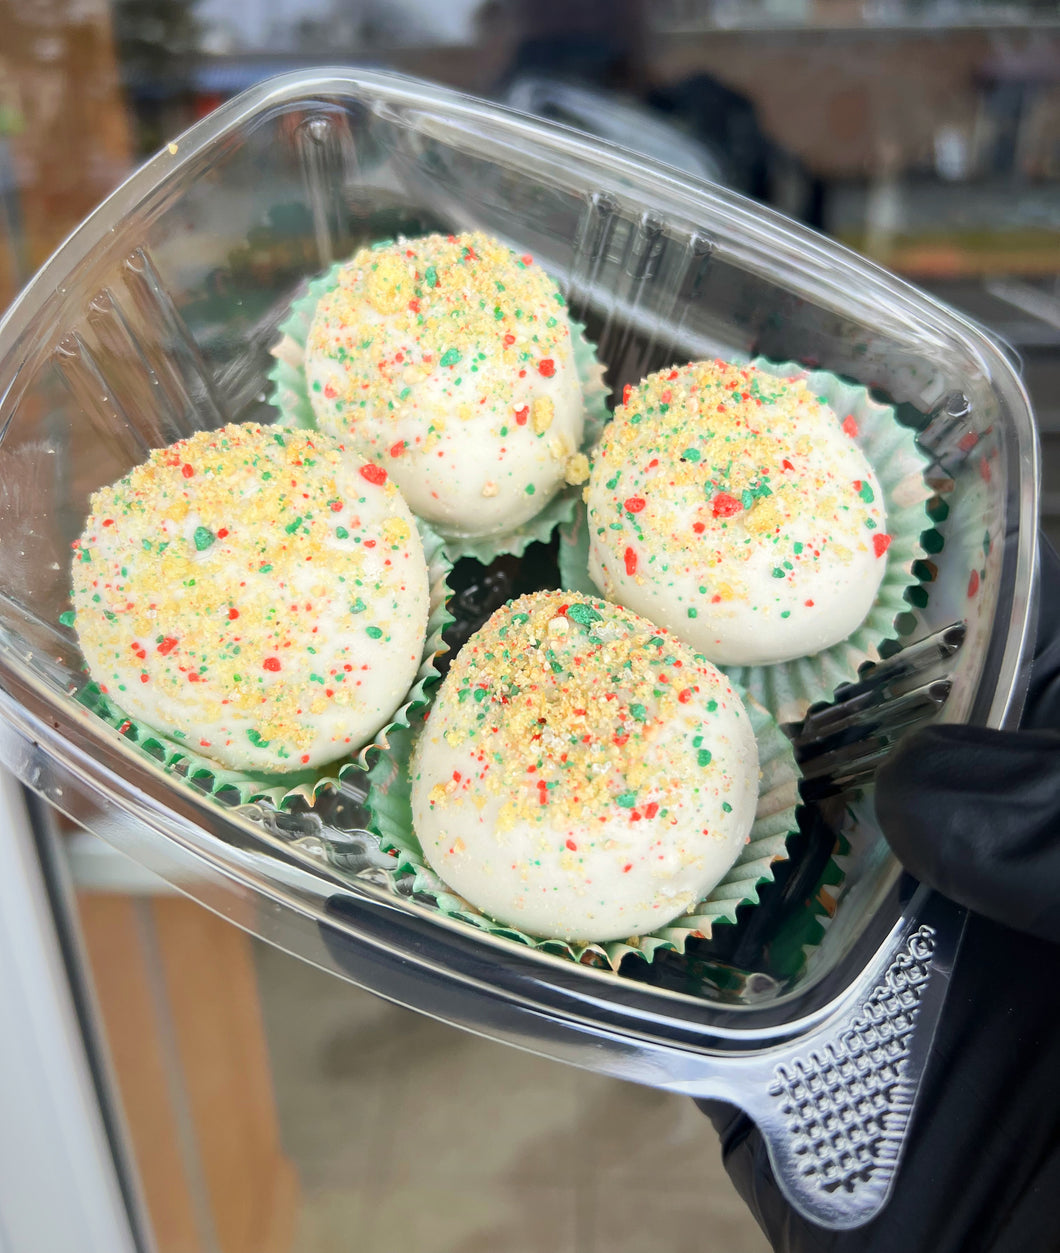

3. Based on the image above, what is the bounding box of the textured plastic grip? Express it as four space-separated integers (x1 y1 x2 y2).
719 894 965 1229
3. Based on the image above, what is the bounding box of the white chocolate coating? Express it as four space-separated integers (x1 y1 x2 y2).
304 232 588 538
410 591 758 942
587 361 889 666
71 423 429 773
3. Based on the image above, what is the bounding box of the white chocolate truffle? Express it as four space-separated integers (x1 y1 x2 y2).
586 361 890 667
410 591 758 942
71 423 429 773
304 232 587 538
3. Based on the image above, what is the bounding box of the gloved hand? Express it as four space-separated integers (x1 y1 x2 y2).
698 538 1060 1253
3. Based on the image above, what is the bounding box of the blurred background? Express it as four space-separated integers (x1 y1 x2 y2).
1 2 1057 1250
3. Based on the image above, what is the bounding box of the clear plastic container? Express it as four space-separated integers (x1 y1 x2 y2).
0 70 1039 1229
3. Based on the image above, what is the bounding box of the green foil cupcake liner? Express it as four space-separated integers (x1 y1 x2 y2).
267 260 611 565
72 520 454 809
561 358 934 723
365 686 801 971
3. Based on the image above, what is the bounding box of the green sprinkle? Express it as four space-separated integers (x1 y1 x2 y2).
246 729 270 748
706 699 718 713
629 703 648 722
350 597 366 613
781 610 791 619
366 625 383 639
336 526 349 539
566 603 602 628
59 610 76 627
793 541 804 555
193 526 216 551
722 801 733 813
439 347 461 368
259 563 273 574
772 567 785 578
687 607 698 619
615 791 637 809
425 265 439 288
858 480 875 504
682 448 701 462
525 483 536 495
284 516 303 535
473 687 487 702
697 749 713 767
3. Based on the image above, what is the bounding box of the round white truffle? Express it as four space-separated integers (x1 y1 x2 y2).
410 590 759 942
71 423 429 773
586 360 889 667
304 231 588 539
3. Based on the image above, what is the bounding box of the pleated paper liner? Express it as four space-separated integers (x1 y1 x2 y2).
560 358 935 723
267 259 611 565
71 520 453 810
365 687 801 971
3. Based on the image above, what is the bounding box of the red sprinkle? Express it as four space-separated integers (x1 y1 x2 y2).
624 496 646 513
566 839 577 852
521 254 533 265
782 459 795 472
873 533 892 558
537 358 556 378
217 528 229 539
968 569 980 597
624 546 638 576
102 518 114 527
644 802 659 819
623 863 633 874
389 441 406 458
263 657 281 672
622 384 633 405
330 500 343 511
157 637 178 655
139 673 149 683
805 599 815 607
677 689 692 703
407 298 420 314
359 463 387 486
712 492 741 519
514 406 529 426
503 333 515 347
228 608 239 620
692 522 705 534
323 383 337 400
181 463 195 478
842 415 859 437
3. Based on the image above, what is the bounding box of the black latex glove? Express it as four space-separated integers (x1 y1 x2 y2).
699 539 1060 1253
